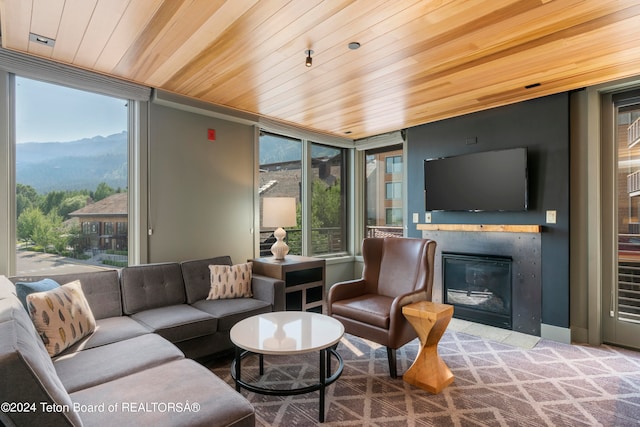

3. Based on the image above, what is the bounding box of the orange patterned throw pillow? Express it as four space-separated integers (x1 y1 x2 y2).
26 280 96 357
207 262 253 300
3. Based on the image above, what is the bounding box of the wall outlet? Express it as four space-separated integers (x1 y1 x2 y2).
546 210 557 224
425 212 432 223
412 213 419 223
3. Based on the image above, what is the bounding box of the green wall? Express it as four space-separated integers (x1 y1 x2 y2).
147 103 256 264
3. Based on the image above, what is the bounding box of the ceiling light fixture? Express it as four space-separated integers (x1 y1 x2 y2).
305 49 313 67
348 42 361 50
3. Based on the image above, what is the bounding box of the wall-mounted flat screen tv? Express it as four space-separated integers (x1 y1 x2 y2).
424 147 528 211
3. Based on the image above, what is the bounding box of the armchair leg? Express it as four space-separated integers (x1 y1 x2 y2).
386 347 397 379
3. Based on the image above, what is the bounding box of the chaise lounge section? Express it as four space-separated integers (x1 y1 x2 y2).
0 255 285 426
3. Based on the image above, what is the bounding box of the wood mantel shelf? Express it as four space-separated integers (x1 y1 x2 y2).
417 224 541 233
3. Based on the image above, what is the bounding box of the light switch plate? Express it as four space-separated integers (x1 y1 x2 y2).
425 212 432 223
412 213 419 223
546 210 557 224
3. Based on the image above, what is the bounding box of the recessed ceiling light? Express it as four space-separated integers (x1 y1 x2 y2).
348 42 361 50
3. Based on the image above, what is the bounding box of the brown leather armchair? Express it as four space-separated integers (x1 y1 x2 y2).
328 237 436 378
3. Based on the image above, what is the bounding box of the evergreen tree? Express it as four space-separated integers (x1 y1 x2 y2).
93 182 115 201
16 183 40 218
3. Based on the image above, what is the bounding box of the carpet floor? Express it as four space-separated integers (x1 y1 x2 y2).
208 329 640 426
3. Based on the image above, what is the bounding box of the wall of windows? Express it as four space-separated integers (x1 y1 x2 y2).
259 131 347 257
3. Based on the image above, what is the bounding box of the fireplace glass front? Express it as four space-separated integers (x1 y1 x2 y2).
442 252 512 329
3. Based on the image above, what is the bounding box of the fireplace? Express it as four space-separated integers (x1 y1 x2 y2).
442 252 512 329
420 227 541 335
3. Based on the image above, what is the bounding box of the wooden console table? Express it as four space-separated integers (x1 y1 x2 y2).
402 301 454 393
250 255 325 313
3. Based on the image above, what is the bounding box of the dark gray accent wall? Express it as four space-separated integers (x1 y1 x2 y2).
407 93 570 329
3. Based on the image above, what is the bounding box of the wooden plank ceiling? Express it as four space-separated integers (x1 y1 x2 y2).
2 0 640 140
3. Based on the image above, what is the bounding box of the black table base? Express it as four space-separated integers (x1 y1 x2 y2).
231 346 343 423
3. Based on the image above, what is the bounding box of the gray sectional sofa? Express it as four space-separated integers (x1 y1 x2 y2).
0 256 285 427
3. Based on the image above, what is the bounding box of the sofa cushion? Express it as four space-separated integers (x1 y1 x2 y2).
121 262 186 315
0 286 82 427
192 298 272 331
208 262 253 300
181 256 233 304
27 280 96 357
15 278 60 309
58 316 151 354
330 293 393 329
54 333 184 393
70 359 255 427
130 304 217 343
11 270 123 320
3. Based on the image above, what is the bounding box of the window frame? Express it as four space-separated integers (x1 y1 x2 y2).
310 141 348 256
258 131 350 258
385 181 402 200
364 145 405 241
385 207 403 225
0 68 148 276
385 155 402 174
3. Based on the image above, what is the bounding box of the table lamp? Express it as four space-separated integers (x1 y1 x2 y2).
262 197 297 260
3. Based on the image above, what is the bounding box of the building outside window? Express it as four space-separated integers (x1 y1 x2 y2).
366 146 404 237
68 193 128 253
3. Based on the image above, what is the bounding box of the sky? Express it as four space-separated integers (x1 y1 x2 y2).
15 76 128 144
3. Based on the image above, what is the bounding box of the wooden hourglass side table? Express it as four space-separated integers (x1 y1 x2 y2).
401 301 454 393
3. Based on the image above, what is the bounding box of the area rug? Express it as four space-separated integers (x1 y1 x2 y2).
208 330 640 426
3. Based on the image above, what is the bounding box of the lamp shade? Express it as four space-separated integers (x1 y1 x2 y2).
262 197 297 228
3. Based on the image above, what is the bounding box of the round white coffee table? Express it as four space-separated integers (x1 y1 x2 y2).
230 311 344 422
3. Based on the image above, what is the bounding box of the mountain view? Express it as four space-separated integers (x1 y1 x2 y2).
17 131 337 194
16 132 128 193
259 133 340 164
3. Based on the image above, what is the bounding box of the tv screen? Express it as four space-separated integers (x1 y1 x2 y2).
424 147 528 211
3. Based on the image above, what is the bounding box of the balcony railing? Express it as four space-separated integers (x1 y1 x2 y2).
628 170 640 196
629 116 640 148
259 227 344 257
365 225 404 238
259 226 403 257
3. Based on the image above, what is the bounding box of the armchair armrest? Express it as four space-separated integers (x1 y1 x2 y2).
327 278 368 315
390 288 430 320
388 289 431 347
251 274 285 311
396 289 431 308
